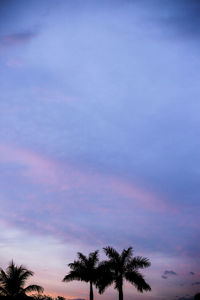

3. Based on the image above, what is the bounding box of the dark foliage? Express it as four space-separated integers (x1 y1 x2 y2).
97 246 151 300
0 261 43 298
63 251 102 300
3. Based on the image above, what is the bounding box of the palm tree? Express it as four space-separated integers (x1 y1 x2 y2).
63 251 101 300
97 246 151 300
0 260 43 298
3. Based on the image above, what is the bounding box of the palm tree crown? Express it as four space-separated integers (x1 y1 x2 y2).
63 251 101 300
97 246 151 300
0 261 43 298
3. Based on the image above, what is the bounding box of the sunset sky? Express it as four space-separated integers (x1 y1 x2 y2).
0 0 200 299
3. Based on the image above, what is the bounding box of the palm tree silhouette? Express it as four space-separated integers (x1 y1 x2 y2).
63 251 101 300
97 246 151 300
0 260 44 298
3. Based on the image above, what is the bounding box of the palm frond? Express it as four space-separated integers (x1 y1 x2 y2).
0 269 8 283
7 260 15 278
121 247 133 264
129 256 151 269
63 270 88 282
0 286 7 296
125 270 151 292
103 246 120 261
19 269 34 287
77 252 87 264
23 284 44 294
68 260 83 270
89 251 99 265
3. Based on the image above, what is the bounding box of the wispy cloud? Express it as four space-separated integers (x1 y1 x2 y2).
162 270 177 279
0 143 167 213
0 30 37 48
164 270 177 276
0 144 58 187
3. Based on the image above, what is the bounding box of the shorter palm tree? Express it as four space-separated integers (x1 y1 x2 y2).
0 260 43 298
97 246 151 300
63 251 101 300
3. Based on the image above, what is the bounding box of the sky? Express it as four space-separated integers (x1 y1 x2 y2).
0 0 200 299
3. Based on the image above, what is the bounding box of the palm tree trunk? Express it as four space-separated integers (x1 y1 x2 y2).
118 284 123 300
90 281 94 300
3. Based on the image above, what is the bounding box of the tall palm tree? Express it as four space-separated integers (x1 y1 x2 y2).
97 246 151 300
0 260 43 298
63 251 101 300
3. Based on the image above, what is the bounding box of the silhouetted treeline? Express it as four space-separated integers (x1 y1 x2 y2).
0 297 65 300
0 247 199 300
0 297 34 300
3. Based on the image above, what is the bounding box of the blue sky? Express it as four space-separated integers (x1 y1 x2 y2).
0 1 200 299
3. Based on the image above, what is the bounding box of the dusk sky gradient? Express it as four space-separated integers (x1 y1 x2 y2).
0 0 200 299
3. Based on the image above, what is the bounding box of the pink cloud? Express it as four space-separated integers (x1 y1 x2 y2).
108 176 168 212
0 144 58 187
0 143 170 214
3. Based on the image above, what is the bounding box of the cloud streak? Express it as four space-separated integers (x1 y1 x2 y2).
2 31 37 45
0 30 38 53
192 282 200 286
0 143 168 213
